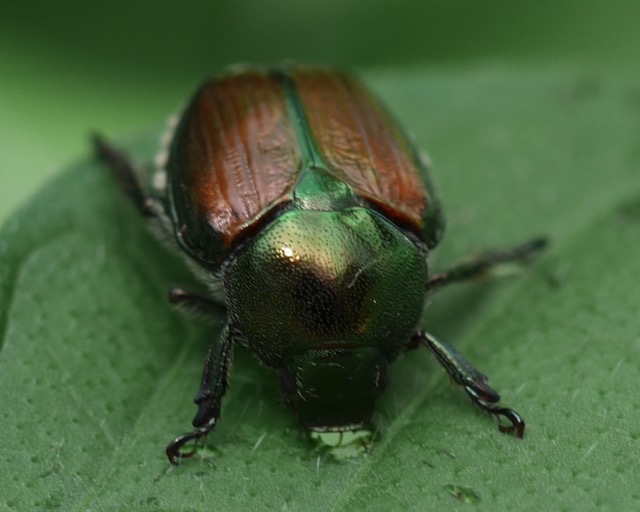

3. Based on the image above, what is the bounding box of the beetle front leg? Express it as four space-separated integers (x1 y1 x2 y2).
166 324 234 464
427 237 548 292
412 330 525 437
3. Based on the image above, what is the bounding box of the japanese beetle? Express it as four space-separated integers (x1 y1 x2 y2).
94 66 547 465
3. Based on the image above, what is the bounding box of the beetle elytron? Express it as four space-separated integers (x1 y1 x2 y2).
94 66 547 464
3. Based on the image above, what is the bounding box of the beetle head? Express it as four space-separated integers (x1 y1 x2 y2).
278 347 387 431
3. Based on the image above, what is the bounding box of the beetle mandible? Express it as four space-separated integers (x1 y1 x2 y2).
94 66 547 464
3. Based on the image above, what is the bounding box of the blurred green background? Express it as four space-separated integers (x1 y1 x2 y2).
1 0 639 222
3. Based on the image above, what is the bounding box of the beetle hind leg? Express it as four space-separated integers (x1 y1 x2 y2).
166 324 234 464
412 330 525 437
92 133 159 217
427 237 548 292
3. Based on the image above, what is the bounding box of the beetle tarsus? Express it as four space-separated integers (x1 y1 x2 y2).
495 408 525 437
415 330 525 438
463 386 525 438
427 236 549 291
166 426 212 465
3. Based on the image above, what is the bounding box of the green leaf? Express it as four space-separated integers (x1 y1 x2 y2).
1 66 639 510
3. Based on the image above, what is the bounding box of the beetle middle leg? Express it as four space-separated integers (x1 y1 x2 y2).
427 237 548 292
411 330 525 437
169 287 226 317
166 324 234 464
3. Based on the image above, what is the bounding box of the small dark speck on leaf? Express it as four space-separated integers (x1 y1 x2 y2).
140 496 160 507
445 484 481 504
626 86 640 106
38 462 63 479
441 449 456 459
543 264 568 289
617 196 640 223
563 78 601 103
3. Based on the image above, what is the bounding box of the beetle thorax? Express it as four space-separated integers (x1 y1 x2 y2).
224 207 428 366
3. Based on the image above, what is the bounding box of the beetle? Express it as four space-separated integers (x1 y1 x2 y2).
93 66 547 465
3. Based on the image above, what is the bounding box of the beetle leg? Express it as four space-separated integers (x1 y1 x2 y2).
412 330 525 437
166 324 234 464
169 287 226 317
92 133 158 217
427 237 548 292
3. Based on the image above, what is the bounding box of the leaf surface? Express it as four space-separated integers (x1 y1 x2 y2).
1 67 639 511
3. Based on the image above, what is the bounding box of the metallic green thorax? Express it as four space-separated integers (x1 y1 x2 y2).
224 208 428 429
224 76 430 430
